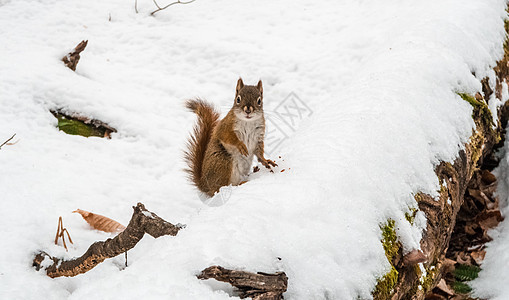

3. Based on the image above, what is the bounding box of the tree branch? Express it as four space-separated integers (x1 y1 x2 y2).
0 133 16 150
33 203 184 278
198 266 288 299
150 0 196 16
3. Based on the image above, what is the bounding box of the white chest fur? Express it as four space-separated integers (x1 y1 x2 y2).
229 118 264 185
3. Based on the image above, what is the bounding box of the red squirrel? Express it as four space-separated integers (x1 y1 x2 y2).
185 78 277 197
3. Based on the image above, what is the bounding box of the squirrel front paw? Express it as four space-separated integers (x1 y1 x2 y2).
237 143 249 156
260 158 278 169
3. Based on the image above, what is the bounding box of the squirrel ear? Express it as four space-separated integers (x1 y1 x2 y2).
257 80 263 95
236 78 244 93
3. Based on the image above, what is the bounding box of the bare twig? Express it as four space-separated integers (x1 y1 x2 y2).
0 133 16 150
135 0 138 13
152 0 162 9
150 0 196 16
54 217 73 251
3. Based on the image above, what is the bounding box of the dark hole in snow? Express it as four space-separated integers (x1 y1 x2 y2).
51 110 116 138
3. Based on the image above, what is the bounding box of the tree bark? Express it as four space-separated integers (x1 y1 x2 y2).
386 18 509 300
33 203 184 278
198 266 288 300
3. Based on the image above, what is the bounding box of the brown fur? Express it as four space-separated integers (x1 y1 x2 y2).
185 78 277 197
184 99 220 193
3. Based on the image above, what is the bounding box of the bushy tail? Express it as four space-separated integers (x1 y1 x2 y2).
184 99 220 191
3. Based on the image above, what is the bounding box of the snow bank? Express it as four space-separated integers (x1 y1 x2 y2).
0 0 506 299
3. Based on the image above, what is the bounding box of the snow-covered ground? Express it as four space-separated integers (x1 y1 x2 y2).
0 0 507 299
472 132 509 300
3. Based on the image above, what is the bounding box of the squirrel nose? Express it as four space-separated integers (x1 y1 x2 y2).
243 106 253 114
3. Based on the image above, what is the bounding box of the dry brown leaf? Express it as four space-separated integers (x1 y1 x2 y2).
470 250 486 265
436 279 455 296
442 258 457 274
402 249 427 266
468 189 490 205
456 252 472 265
481 170 497 185
73 209 126 233
478 210 503 231
464 223 478 235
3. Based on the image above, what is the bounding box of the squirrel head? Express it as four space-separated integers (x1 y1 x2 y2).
233 78 263 121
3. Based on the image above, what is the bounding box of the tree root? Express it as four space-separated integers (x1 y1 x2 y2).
33 203 184 278
198 266 288 300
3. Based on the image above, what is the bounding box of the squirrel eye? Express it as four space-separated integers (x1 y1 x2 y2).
236 96 241 104
257 97 261 105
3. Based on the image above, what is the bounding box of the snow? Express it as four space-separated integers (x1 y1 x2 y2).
472 131 509 299
0 0 507 299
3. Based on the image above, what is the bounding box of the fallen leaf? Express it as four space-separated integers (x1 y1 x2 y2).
477 210 503 231
73 209 126 233
402 249 427 266
481 170 497 185
464 223 478 235
456 252 471 265
436 279 454 296
425 293 447 300
442 258 457 274
470 250 486 265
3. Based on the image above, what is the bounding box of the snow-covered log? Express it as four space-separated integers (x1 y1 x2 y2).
384 23 509 299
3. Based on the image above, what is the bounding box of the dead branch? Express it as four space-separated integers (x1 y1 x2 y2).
33 203 184 278
0 133 16 150
198 266 288 299
150 0 196 16
62 40 88 71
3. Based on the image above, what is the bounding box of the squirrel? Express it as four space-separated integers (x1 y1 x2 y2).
184 78 277 197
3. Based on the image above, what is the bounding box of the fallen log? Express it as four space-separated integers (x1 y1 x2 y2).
380 15 509 300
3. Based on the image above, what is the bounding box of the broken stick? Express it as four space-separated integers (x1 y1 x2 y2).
33 203 184 278
198 266 288 300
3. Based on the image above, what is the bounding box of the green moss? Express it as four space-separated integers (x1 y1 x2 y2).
54 113 107 138
420 265 438 292
373 266 399 300
373 220 401 299
457 92 494 127
439 180 447 195
380 219 399 261
469 131 484 172
405 208 418 225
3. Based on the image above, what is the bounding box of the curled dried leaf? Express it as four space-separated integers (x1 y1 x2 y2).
436 279 455 296
73 209 126 233
470 250 486 265
401 249 427 266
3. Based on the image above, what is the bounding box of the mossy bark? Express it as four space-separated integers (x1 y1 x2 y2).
373 13 509 300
